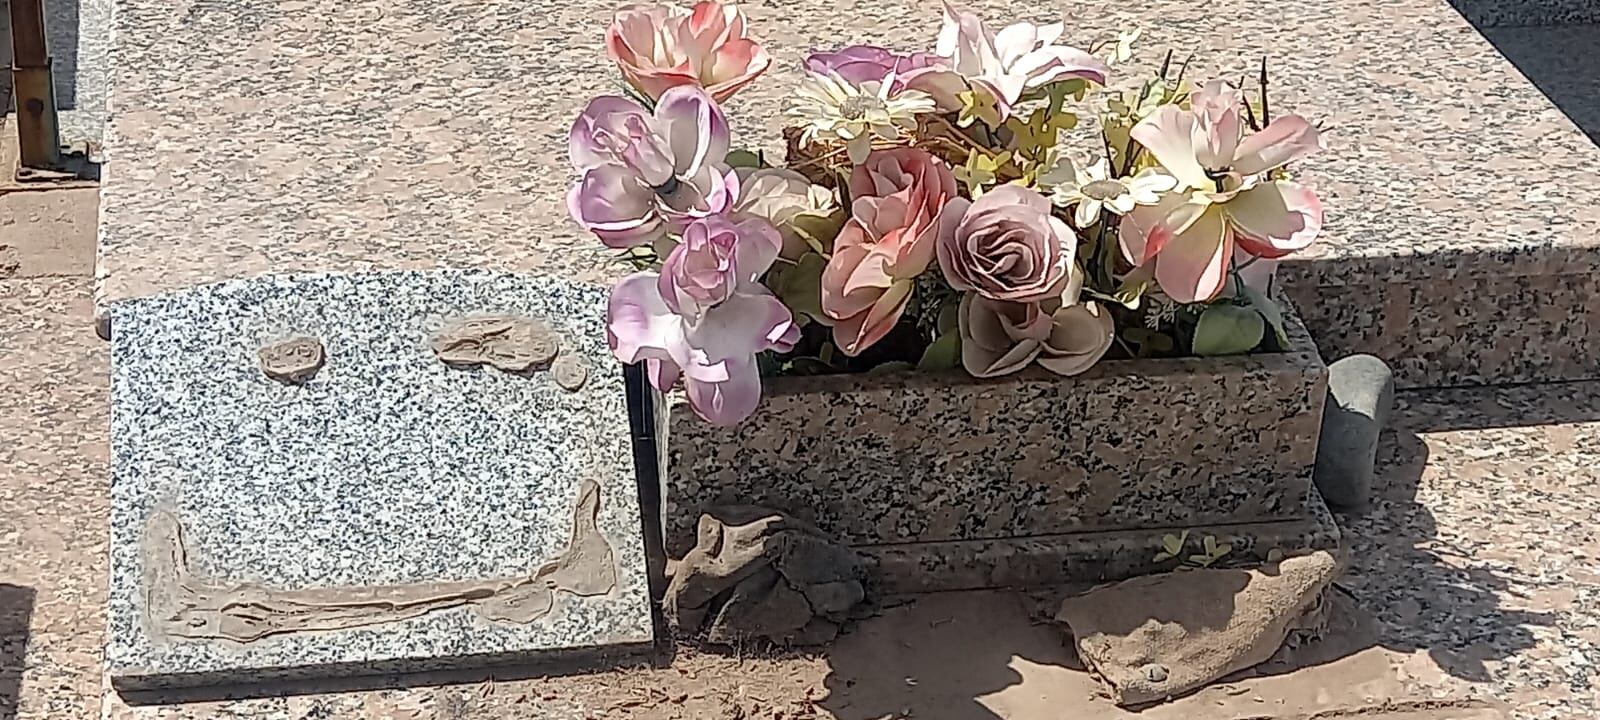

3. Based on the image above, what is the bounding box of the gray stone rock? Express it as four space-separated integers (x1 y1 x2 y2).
1314 354 1395 511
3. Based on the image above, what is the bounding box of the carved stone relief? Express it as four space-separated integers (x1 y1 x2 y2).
143 480 616 643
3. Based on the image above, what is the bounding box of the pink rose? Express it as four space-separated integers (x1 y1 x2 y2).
821 149 970 356
937 185 1080 303
606 1 771 103
959 295 1114 378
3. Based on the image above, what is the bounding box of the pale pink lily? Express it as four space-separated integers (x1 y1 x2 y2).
568 86 736 248
607 214 798 425
910 2 1108 122
1118 80 1324 303
606 1 771 102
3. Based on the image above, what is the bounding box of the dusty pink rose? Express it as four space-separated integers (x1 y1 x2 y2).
937 184 1080 303
803 45 944 94
821 149 970 356
959 295 1114 378
606 1 771 102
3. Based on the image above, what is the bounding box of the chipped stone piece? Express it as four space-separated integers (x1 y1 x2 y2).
552 354 589 391
258 337 325 383
431 315 558 372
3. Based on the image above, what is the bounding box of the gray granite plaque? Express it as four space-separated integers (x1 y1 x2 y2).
105 270 654 690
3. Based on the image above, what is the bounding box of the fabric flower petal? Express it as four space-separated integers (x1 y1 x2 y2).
1037 301 1114 376
1225 180 1323 258
1153 205 1232 303
1131 105 1211 190
1232 114 1322 176
568 165 664 248
655 85 731 178
683 353 763 426
607 272 688 367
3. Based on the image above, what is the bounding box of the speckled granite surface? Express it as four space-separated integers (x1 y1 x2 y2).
1287 271 1600 387
92 0 1600 386
105 270 652 689
667 310 1325 555
863 491 1341 594
6 258 1600 718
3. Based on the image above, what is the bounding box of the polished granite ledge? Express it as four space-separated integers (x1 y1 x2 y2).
92 0 1600 307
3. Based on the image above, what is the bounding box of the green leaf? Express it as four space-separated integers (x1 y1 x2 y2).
1192 304 1265 356
1214 542 1234 557
1152 551 1174 563
918 332 962 371
1203 535 1217 554
1161 531 1187 555
937 300 960 335
1189 553 1214 567
868 361 917 374
790 210 845 257
1237 281 1289 346
770 253 828 324
726 149 764 169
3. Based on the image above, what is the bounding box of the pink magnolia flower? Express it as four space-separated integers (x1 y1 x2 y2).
606 1 771 103
568 86 736 248
803 45 944 94
822 149 970 356
938 184 1081 303
608 214 798 426
910 2 1108 121
1119 80 1324 303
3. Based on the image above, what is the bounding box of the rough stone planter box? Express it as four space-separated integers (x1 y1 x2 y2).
662 302 1340 594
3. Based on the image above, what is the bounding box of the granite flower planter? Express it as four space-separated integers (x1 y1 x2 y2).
663 302 1340 594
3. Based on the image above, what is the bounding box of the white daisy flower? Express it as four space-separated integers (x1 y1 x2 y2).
789 70 937 164
1047 156 1177 228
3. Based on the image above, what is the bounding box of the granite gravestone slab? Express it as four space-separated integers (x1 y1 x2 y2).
105 270 653 691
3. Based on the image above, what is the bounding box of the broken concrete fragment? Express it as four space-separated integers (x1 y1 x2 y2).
431 315 559 372
258 337 325 383
1055 551 1340 706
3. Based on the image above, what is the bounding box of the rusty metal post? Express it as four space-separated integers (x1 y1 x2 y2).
10 0 64 171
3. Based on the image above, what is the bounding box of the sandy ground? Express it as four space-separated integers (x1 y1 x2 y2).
4 151 1593 719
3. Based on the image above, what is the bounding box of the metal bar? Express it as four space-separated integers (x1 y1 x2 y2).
10 0 64 171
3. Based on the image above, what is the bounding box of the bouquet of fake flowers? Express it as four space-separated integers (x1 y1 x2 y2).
569 1 1325 425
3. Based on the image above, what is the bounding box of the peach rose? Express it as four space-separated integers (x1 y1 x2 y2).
606 1 772 103
821 149 970 356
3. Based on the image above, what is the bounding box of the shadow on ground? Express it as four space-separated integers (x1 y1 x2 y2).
809 383 1598 717
1463 19 1600 143
0 584 35 720
1333 383 1599 682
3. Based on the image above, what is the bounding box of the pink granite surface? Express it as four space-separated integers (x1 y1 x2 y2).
94 0 1600 311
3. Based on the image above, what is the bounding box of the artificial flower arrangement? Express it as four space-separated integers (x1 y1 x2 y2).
570 1 1325 426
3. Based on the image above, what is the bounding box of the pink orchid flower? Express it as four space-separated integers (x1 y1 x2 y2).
1118 80 1324 303
607 214 799 426
909 2 1108 122
606 1 771 103
568 86 736 248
